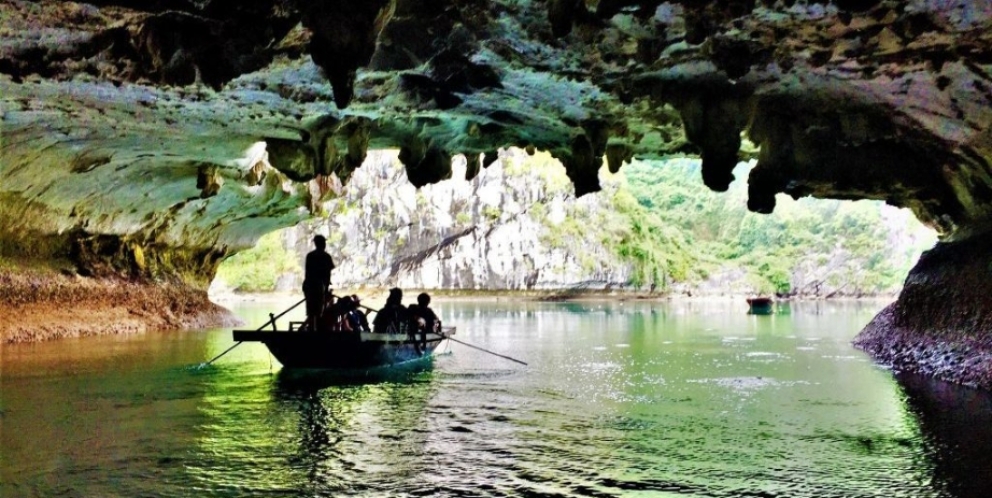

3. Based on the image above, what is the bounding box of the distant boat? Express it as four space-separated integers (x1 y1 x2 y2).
233 328 455 369
746 297 775 315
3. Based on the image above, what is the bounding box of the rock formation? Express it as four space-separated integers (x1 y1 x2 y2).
228 150 924 298
295 149 642 293
2 1 991 387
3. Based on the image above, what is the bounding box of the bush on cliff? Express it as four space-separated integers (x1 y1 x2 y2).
214 232 300 292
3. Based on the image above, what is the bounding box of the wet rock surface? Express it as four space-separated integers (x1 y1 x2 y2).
854 233 992 389
3 1 989 236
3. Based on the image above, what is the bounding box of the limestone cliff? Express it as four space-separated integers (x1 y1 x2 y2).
296 149 638 292
2 1 992 387
215 149 929 298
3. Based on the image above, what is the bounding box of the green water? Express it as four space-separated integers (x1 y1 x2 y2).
2 299 990 497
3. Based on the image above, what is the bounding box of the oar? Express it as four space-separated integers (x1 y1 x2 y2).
438 332 528 366
338 294 528 366
197 297 306 368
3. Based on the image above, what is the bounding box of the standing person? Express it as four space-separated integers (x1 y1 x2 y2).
302 235 335 331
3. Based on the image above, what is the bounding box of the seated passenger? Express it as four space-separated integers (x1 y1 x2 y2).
337 296 355 331
348 295 371 332
408 292 441 354
408 303 424 330
351 294 371 332
320 295 353 332
409 292 441 332
372 288 408 334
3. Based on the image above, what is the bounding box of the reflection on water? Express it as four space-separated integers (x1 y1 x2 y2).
896 372 992 497
2 299 992 497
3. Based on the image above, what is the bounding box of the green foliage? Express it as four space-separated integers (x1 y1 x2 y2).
482 205 502 221
603 186 698 288
505 152 573 193
495 153 933 295
215 231 300 292
619 158 936 295
527 202 548 223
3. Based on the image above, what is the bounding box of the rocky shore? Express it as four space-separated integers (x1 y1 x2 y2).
854 235 992 390
0 268 240 343
855 304 992 390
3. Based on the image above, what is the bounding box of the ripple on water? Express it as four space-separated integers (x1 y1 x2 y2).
820 355 863 361
579 361 622 373
746 351 781 357
1 301 975 498
690 376 780 390
745 351 786 361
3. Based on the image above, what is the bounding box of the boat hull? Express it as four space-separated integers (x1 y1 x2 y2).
746 297 775 315
232 330 451 369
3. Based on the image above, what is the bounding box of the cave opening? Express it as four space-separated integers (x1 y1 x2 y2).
211 148 937 300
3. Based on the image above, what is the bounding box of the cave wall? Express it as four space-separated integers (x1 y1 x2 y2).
4 1 990 265
855 233 992 389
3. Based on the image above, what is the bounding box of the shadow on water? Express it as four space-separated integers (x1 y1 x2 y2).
746 301 794 316
271 359 436 398
896 372 992 498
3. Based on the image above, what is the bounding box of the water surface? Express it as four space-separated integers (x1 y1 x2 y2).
2 299 991 497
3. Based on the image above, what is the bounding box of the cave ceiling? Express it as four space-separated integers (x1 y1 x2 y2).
2 0 992 262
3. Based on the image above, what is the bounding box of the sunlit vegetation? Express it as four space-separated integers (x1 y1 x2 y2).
214 231 300 292
605 186 698 289
618 158 936 295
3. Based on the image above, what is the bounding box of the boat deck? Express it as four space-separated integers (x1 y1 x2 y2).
233 327 455 343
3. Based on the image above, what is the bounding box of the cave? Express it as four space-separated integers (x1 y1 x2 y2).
2 1 992 390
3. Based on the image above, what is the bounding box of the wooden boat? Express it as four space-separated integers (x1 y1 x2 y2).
233 326 456 369
746 297 775 315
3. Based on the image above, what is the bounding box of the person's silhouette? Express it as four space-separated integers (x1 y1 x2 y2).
408 292 440 354
302 235 334 331
372 288 407 334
